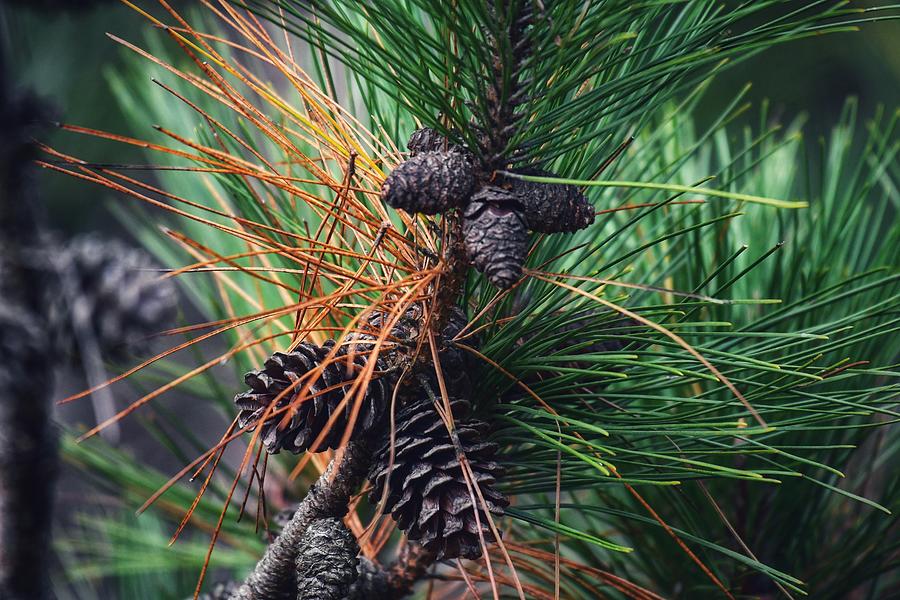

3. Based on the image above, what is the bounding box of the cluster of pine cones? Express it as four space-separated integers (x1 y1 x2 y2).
234 306 507 561
380 128 595 289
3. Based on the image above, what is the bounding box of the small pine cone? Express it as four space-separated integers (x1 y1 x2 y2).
507 169 595 233
195 581 239 600
349 305 424 367
462 186 528 290
349 556 389 599
407 127 474 160
234 341 388 454
380 151 476 215
264 503 301 539
53 235 177 357
440 305 469 344
407 127 448 155
296 517 360 600
368 399 508 560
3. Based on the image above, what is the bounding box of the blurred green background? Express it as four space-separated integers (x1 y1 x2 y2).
2 0 898 236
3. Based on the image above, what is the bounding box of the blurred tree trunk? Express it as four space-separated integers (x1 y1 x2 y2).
0 46 56 600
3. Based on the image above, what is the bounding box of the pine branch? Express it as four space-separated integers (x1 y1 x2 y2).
478 0 534 171
44 2 900 598
216 541 435 600
230 441 372 600
380 541 437 598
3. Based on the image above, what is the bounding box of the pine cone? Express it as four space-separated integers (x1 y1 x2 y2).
506 169 594 233
263 503 301 540
368 399 507 560
380 151 476 215
407 127 449 155
462 186 528 290
234 341 389 454
349 305 425 367
296 517 360 600
351 305 475 397
349 556 389 599
53 235 177 358
407 127 474 160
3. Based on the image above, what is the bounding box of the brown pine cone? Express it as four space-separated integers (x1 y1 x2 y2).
434 305 477 398
195 581 240 600
406 127 474 159
462 186 528 290
368 398 507 560
52 235 177 358
234 341 389 454
380 151 476 215
349 305 476 397
407 127 449 155
505 168 595 233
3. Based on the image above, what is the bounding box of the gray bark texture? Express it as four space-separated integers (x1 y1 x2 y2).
295 518 359 600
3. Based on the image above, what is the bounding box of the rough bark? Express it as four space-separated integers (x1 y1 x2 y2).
217 542 434 600
0 306 55 600
230 441 372 600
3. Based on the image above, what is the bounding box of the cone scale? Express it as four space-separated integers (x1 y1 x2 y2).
234 341 389 454
368 399 508 560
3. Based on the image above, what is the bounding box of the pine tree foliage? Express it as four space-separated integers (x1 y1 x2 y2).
40 1 899 599
236 0 891 166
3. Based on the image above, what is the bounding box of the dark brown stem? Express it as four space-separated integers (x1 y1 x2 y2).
431 215 469 333
296 517 359 600
230 441 372 600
